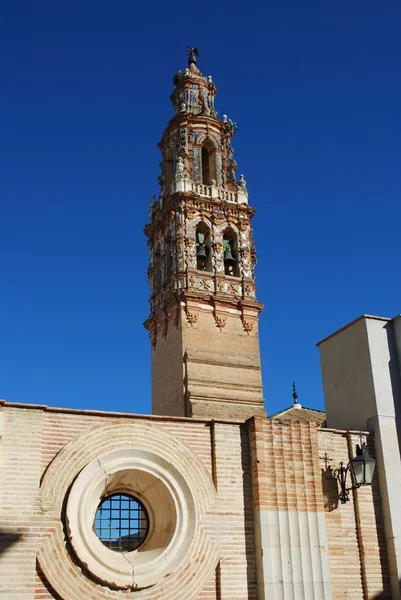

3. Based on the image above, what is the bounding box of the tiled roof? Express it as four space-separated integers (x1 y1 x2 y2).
270 405 326 426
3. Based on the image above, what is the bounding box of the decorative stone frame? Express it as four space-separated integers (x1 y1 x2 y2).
66 447 196 589
39 422 218 600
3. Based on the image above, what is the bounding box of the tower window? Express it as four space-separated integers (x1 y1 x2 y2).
94 493 149 552
196 223 212 272
223 228 240 277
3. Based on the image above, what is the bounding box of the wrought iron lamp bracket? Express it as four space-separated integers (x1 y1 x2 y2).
334 461 361 504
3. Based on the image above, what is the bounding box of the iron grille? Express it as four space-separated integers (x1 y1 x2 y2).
94 493 149 552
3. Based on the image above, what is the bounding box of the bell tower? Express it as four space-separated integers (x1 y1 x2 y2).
144 49 266 420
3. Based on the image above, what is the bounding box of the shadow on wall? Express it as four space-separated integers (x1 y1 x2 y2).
0 528 22 556
374 580 401 598
240 425 258 597
36 559 62 600
321 466 339 512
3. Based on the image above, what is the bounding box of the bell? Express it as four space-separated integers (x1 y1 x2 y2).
224 249 236 266
197 243 208 261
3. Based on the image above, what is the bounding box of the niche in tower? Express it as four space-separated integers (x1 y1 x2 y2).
223 228 240 277
154 243 162 292
201 140 217 185
165 230 173 277
164 149 174 191
196 222 212 272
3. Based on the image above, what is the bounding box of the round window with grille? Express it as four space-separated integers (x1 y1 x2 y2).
94 493 149 552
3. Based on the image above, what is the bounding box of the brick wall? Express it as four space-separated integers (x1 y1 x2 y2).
318 429 391 599
151 314 184 416
248 417 390 599
0 403 256 600
151 305 265 420
184 308 264 420
0 403 391 599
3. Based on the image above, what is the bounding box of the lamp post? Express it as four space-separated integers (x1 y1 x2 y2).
335 443 376 504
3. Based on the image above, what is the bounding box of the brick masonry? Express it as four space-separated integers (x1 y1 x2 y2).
152 306 265 420
0 402 391 599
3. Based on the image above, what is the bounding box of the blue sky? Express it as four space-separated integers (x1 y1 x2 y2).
1 1 400 416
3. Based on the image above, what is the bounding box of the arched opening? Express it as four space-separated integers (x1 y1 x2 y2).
165 230 173 276
223 228 240 277
196 222 212 272
154 244 162 292
201 147 210 184
201 140 217 185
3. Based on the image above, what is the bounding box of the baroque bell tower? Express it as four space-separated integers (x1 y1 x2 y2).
144 49 266 420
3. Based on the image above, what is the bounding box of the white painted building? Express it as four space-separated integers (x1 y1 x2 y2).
318 314 401 599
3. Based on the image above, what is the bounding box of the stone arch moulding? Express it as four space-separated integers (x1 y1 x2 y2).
38 421 218 600
195 133 220 149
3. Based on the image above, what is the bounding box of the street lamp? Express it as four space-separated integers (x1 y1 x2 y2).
336 443 376 504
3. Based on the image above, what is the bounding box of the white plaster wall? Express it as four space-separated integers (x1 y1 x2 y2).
254 509 331 600
319 317 377 431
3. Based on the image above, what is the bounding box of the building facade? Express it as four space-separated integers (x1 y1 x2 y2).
0 52 396 600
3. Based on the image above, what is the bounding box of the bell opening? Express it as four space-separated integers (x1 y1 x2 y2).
223 228 240 277
196 224 212 272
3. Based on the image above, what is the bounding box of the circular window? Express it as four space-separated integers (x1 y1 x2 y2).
65 447 199 589
94 493 149 552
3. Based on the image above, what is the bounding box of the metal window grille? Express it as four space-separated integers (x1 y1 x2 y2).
94 493 149 552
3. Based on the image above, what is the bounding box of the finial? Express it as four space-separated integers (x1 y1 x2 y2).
187 46 199 67
222 114 228 123
292 381 299 404
239 174 246 190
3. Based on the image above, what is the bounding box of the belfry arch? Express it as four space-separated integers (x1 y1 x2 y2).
200 138 218 185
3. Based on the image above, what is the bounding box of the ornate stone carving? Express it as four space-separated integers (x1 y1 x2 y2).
213 312 227 329
241 316 255 334
185 306 199 326
149 326 157 348
185 235 197 270
161 311 168 338
238 174 246 190
175 157 186 180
